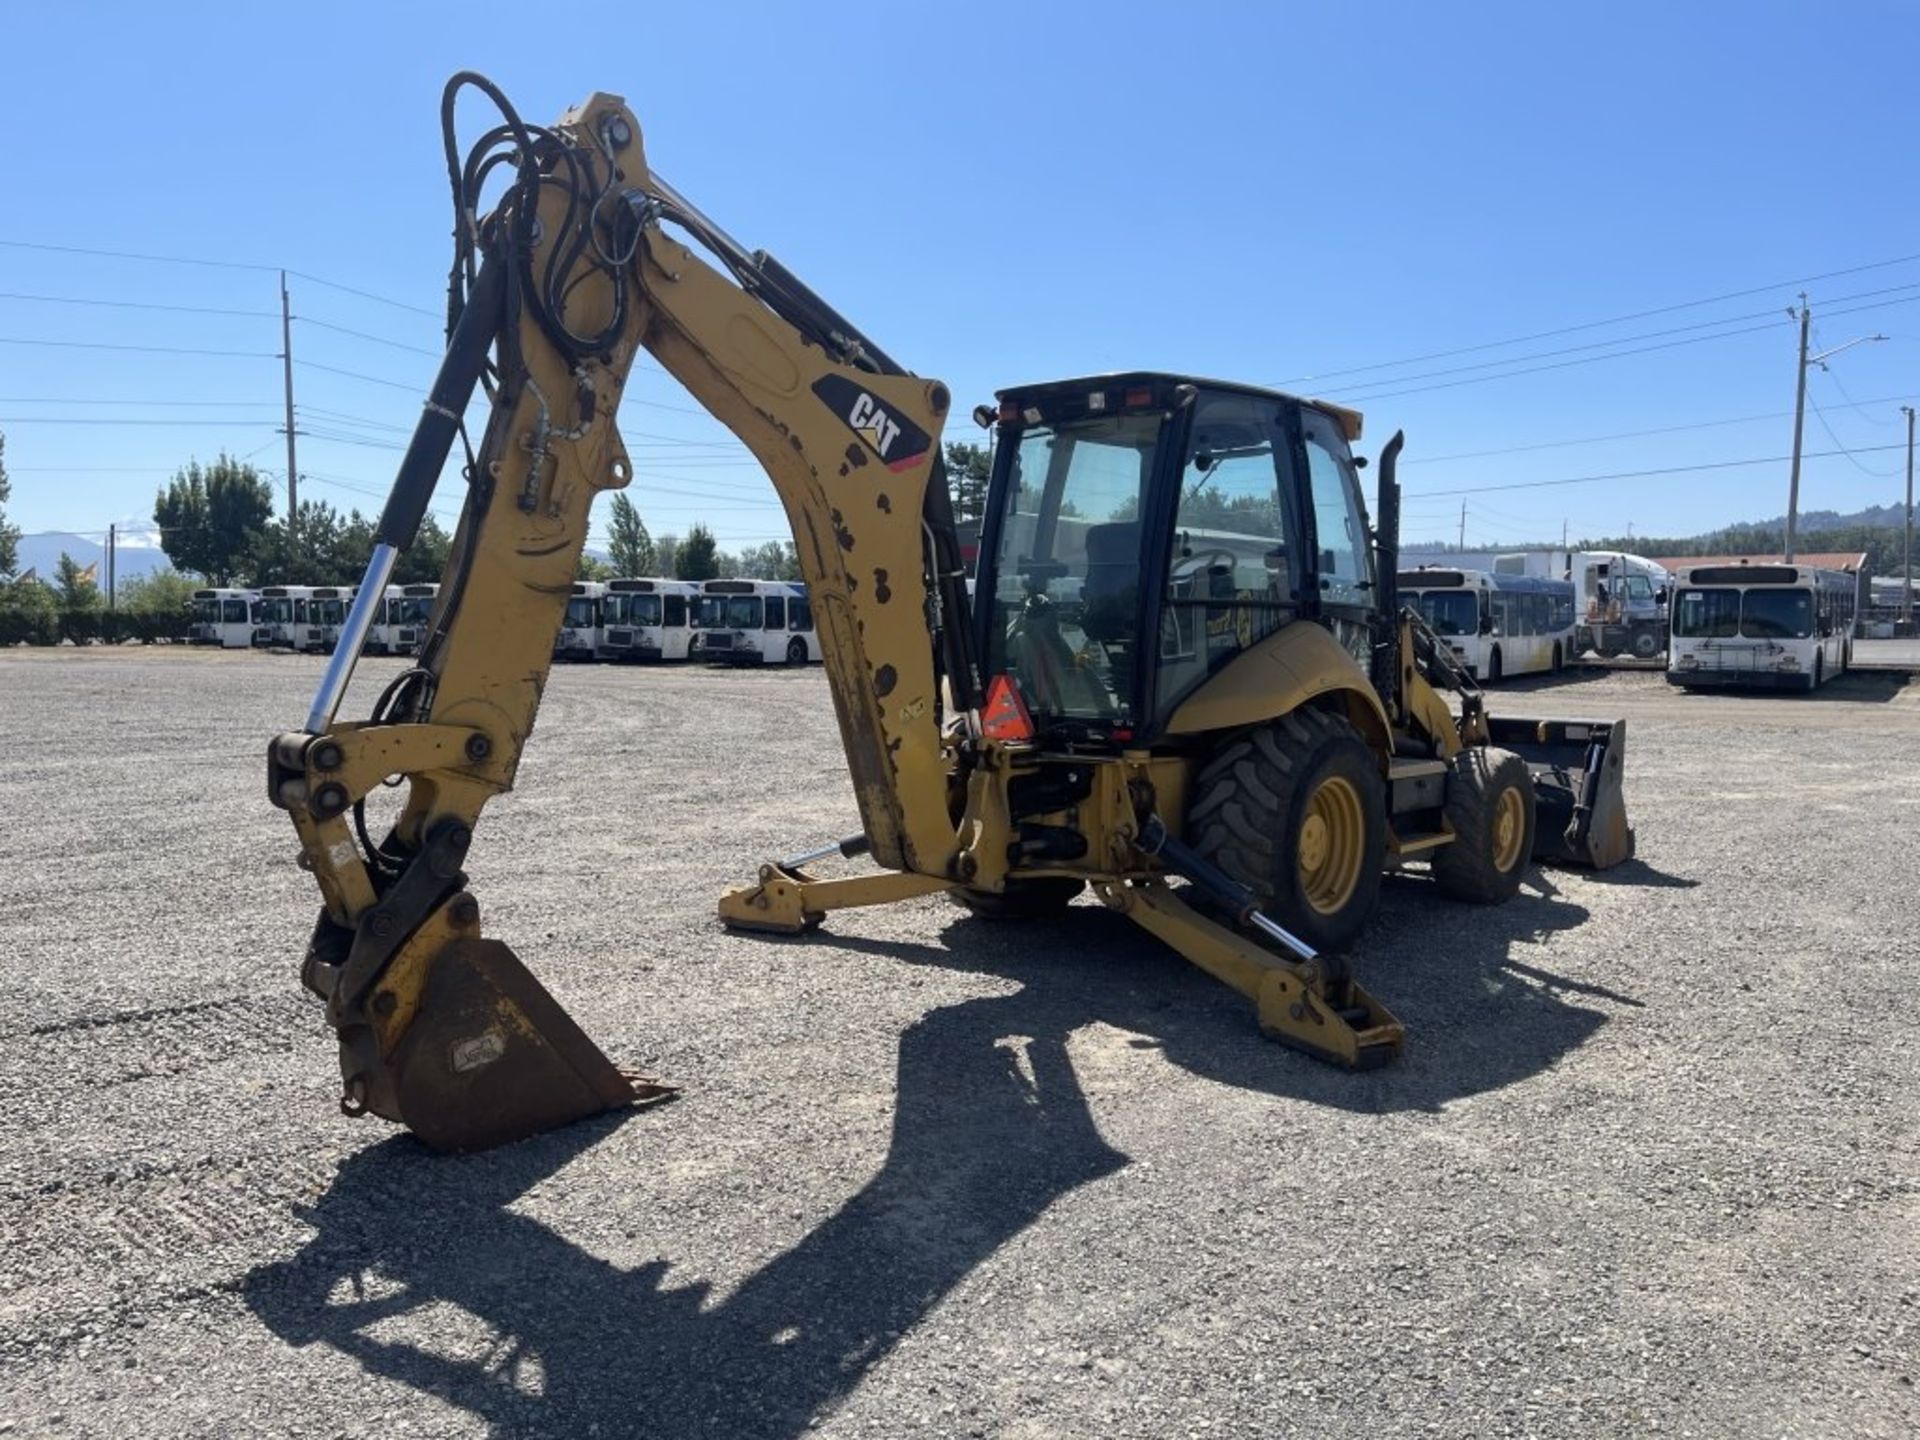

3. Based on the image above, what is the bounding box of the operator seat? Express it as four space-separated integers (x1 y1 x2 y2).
1080 522 1141 642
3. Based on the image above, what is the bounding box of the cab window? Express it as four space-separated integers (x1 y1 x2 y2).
1300 409 1373 610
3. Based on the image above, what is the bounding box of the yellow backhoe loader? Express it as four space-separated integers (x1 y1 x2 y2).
268 76 1633 1151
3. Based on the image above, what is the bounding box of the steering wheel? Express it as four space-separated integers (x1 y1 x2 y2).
1170 548 1239 591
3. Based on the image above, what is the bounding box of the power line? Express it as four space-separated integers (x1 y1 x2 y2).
1805 391 1900 478
295 359 421 392
0 397 280 408
295 315 441 358
1274 249 1920 387
0 237 279 274
0 416 279 427
0 290 278 319
1405 394 1920 465
0 335 276 359
1406 443 1908 499
286 270 439 320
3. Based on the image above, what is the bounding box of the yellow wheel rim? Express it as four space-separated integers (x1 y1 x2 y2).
1491 785 1526 873
1298 775 1365 915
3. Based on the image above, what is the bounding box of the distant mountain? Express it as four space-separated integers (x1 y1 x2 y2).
12 532 173 586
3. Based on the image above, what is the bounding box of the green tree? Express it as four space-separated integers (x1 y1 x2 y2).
117 570 197 641
675 523 721 580
155 455 274 584
577 552 616 582
606 494 656 576
0 576 58 646
54 552 102 642
393 514 452 586
736 539 801 580
0 431 17 577
653 533 680 579
945 440 993 523
246 499 353 585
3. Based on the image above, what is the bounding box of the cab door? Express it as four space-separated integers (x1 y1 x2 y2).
1298 408 1377 665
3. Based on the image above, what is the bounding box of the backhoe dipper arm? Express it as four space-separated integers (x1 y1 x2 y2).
267 78 967 1150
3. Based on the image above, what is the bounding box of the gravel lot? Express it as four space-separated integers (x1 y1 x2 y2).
1 649 1916 1439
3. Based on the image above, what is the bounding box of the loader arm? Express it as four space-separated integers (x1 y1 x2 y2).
269 78 968 1150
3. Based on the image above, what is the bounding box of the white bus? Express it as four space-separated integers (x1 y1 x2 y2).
600 578 700 661
369 583 438 657
555 580 606 662
1398 567 1577 683
258 584 355 653
188 588 260 649
690 579 819 665
1668 563 1856 692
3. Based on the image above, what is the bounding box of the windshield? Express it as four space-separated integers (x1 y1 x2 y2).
982 413 1159 729
264 597 293 624
191 597 219 624
698 595 762 629
397 597 433 625
602 594 629 625
1674 588 1739 638
1410 590 1477 637
631 594 661 626
565 597 598 627
313 597 345 626
1741 588 1813 639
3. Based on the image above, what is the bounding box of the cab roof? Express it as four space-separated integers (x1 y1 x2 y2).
995 370 1364 442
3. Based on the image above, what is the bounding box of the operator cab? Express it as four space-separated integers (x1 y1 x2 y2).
973 373 1377 746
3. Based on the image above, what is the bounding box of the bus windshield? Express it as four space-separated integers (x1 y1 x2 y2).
1741 588 1813 639
191 597 220 624
630 594 662 626
699 595 762 629
396 597 434 625
1674 588 1739 638
1412 591 1477 637
565 597 597 627
313 598 346 626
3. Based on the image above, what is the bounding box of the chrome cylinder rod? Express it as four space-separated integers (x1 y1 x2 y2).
304 542 399 734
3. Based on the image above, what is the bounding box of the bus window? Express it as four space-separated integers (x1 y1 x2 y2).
1741 589 1813 640
764 595 786 630
790 594 812 631
222 599 249 624
1413 591 1476 637
1674 589 1740 637
664 594 686 627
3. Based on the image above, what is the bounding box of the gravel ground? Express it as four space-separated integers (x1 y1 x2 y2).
0 649 1916 1440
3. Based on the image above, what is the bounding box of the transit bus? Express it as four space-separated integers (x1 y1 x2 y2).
187 588 260 648
1667 563 1857 692
600 578 700 661
1396 567 1577 682
690 579 818 665
554 580 606 662
257 584 355 653
368 583 438 657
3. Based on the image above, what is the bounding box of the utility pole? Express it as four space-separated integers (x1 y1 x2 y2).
280 270 299 540
106 523 116 638
1785 295 1811 563
1458 501 1466 551
1903 404 1916 631
1785 294 1886 564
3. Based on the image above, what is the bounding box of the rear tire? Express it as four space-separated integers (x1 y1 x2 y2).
786 636 808 666
948 877 1086 920
1186 709 1387 954
1433 747 1536 904
1632 629 1661 660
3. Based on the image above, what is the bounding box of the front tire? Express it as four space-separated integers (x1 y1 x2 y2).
1433 747 1536 904
1632 629 1661 660
786 636 808 666
1187 709 1387 954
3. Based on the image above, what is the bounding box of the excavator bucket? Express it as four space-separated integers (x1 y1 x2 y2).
312 900 672 1153
1483 716 1634 870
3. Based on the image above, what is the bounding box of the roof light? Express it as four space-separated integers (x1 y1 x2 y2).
1087 391 1107 412
1123 386 1153 408
998 400 1020 423
981 673 1035 742
1022 406 1043 425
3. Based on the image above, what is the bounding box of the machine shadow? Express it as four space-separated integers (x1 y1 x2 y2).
245 965 1131 1439
245 868 1627 1437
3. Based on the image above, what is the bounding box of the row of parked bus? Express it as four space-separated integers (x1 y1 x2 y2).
186 577 822 666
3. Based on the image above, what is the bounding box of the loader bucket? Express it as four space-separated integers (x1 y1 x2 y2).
1482 716 1634 870
324 928 671 1153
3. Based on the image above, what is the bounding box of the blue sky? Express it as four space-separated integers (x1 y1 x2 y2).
3 1 1917 561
